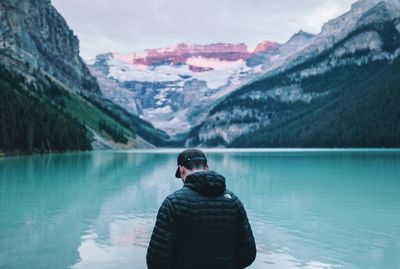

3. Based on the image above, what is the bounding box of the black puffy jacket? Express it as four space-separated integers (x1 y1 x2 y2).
146 171 256 269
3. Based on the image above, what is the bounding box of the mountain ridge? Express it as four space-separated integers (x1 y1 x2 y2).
184 0 400 147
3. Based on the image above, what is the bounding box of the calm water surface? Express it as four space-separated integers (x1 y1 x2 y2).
0 149 399 269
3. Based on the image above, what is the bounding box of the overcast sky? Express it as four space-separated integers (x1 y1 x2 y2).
51 0 357 60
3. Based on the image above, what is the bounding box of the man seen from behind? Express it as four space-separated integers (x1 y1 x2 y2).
146 148 256 269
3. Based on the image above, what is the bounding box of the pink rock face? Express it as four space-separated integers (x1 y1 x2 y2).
130 41 279 67
253 41 280 53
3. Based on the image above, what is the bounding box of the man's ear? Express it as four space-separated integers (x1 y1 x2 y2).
205 164 209 171
179 165 185 177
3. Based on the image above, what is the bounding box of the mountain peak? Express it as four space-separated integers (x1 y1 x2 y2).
358 0 400 25
350 0 400 12
290 30 315 40
321 0 400 37
253 40 280 53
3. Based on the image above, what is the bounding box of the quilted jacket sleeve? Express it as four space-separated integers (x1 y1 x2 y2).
236 198 256 268
146 197 176 269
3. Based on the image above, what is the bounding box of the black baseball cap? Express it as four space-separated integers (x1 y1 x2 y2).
175 149 207 178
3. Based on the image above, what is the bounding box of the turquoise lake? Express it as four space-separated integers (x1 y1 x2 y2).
0 149 399 269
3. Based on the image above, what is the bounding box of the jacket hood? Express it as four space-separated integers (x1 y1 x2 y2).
184 171 226 196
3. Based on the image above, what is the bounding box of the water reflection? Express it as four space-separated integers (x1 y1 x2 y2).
73 215 153 269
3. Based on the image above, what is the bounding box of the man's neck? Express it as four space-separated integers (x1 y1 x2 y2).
188 169 205 175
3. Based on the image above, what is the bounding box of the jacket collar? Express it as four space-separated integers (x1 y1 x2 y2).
184 171 226 196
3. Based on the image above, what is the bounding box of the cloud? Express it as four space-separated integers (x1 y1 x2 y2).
51 0 355 60
302 1 353 32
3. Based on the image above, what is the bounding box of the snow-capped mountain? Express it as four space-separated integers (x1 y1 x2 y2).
185 0 400 147
88 41 287 136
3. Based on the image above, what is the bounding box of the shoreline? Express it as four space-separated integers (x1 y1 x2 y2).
2 147 400 158
123 147 400 153
0 149 91 158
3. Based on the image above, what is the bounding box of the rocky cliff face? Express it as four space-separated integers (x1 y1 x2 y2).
130 42 280 67
0 0 164 152
246 30 315 68
253 41 280 53
0 0 100 94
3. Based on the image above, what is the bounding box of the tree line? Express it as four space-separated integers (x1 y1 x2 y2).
230 58 400 148
0 65 92 155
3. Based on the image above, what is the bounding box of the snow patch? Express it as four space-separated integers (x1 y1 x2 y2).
186 56 244 70
143 107 192 135
107 54 251 90
243 86 328 104
396 22 400 33
198 122 261 145
334 31 382 58
107 58 191 82
192 69 235 89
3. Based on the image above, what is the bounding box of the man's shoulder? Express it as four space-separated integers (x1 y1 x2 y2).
165 187 195 202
